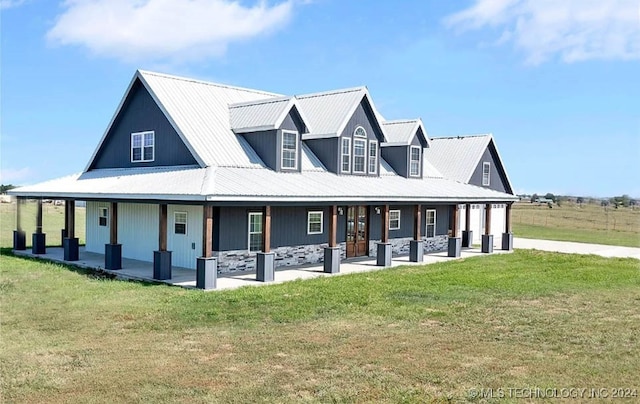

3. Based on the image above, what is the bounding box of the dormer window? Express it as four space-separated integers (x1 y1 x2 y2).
482 162 490 186
410 146 421 177
341 137 351 173
281 130 298 170
354 126 366 138
131 131 154 162
368 140 378 174
353 138 366 173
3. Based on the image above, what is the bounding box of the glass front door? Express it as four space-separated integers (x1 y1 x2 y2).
346 206 368 257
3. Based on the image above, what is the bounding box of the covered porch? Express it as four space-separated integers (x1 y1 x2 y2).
12 244 511 291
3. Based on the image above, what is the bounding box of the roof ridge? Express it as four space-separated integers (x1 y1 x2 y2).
229 96 293 109
138 69 280 97
430 133 491 140
382 119 418 126
296 86 366 99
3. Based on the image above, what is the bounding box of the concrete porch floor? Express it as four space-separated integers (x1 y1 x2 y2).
13 246 511 291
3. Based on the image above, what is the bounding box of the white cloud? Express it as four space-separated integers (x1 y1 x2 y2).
46 0 295 63
444 0 640 65
0 167 33 184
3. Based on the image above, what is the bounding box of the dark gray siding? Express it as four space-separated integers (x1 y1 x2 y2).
271 206 329 248
432 205 450 236
305 137 339 173
281 106 308 134
215 206 260 251
338 100 384 177
242 130 278 170
381 146 408 177
90 79 198 170
469 144 511 194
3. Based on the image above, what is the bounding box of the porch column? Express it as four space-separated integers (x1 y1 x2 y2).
257 205 274 282
13 197 26 250
448 204 461 257
501 202 514 251
462 203 473 248
63 199 79 261
197 205 217 289
377 204 391 266
324 205 341 273
409 204 423 262
481 203 494 253
153 203 172 280
32 199 46 254
105 202 122 270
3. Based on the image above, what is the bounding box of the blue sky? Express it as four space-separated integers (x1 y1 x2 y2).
1 0 639 197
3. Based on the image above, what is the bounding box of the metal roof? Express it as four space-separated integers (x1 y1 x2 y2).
11 164 515 203
423 135 492 183
380 119 430 147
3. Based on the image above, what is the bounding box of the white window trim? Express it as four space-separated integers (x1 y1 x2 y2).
353 138 366 174
280 130 299 170
409 145 421 177
307 211 324 235
131 131 155 163
353 126 367 138
248 212 263 252
99 206 109 227
368 140 378 174
174 211 188 235
425 209 436 238
482 162 490 186
341 137 351 173
389 209 401 230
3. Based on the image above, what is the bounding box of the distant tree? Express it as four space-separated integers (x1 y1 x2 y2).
576 196 584 206
601 200 609 207
530 193 539 203
0 184 15 194
544 193 556 202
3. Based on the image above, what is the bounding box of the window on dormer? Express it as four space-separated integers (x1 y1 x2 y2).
353 139 366 173
281 130 298 170
368 140 378 174
341 137 351 173
131 131 154 162
482 162 490 186
410 146 421 177
354 126 366 138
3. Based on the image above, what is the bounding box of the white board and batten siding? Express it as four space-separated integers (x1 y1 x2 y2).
459 203 507 246
86 202 203 269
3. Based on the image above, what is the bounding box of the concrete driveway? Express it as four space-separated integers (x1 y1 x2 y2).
514 238 640 260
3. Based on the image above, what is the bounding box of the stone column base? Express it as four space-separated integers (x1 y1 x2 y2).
63 237 79 261
257 252 275 282
448 237 461 257
197 257 217 290
13 230 26 251
502 232 514 251
462 230 473 248
153 250 172 280
105 244 122 270
376 242 392 266
323 247 341 273
32 233 46 255
481 235 494 253
410 240 424 262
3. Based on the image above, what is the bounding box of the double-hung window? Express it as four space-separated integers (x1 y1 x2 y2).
248 212 263 252
410 146 421 177
174 212 187 235
368 140 378 174
99 207 108 227
307 211 323 234
341 137 351 173
425 209 436 238
389 209 400 230
482 162 490 186
281 130 298 170
353 139 366 173
131 131 155 162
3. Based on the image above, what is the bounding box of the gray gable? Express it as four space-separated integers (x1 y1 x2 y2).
469 142 513 194
89 79 198 170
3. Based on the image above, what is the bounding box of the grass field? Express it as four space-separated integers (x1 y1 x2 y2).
1 250 639 402
513 202 640 247
0 202 86 248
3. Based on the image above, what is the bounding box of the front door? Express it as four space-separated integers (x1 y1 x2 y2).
346 206 368 258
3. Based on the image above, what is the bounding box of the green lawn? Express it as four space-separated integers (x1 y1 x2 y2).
1 250 638 403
